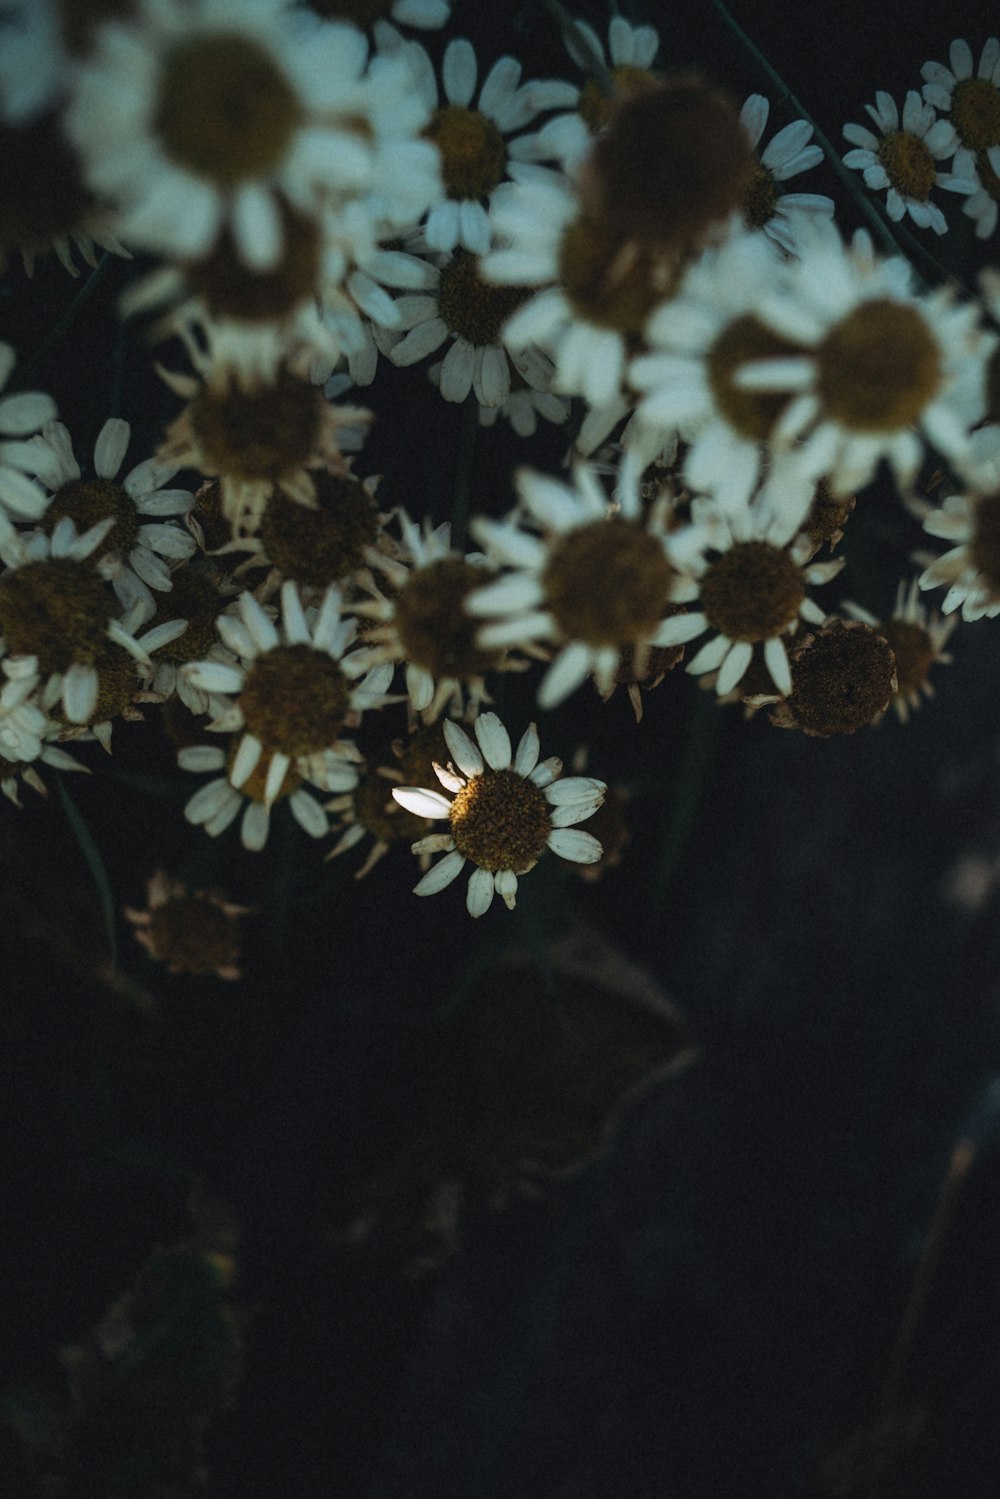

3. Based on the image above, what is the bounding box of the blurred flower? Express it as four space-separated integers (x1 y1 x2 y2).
124 870 251 979
0 344 57 539
844 578 955 721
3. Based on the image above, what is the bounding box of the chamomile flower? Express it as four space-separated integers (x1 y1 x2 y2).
64 0 437 271
921 38 1000 181
562 14 661 135
629 227 802 513
324 758 430 880
388 247 543 406
124 870 251 980
916 435 1000 620
0 344 57 538
768 618 897 736
157 342 370 536
0 517 160 724
654 499 842 697
383 30 578 254
740 94 834 253
179 734 346 850
345 510 505 720
392 712 605 917
842 89 972 234
182 580 390 812
843 578 955 721
29 417 196 592
467 463 679 709
734 216 990 494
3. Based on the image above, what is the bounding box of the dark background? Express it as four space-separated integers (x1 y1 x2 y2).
4 1 1000 1495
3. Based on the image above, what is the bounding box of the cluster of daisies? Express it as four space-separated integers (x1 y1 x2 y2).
2 1 1000 942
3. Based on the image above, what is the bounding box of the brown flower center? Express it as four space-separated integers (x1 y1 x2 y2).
238 642 350 755
783 620 896 735
0 559 109 672
226 735 301 802
559 215 681 333
952 76 1000 153
150 569 226 665
969 490 1000 588
394 557 500 679
148 895 241 976
438 251 528 345
47 479 140 561
742 163 780 229
542 519 675 647
186 199 321 322
190 369 322 482
156 35 302 187
803 476 856 554
816 299 941 432
700 541 805 641
578 66 660 133
449 767 551 873
583 75 755 247
877 130 936 201
706 313 805 439
354 768 424 842
425 106 507 200
882 618 936 702
259 472 380 586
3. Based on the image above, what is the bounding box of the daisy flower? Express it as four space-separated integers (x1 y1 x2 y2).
467 463 680 710
560 14 661 135
392 712 605 917
916 433 1000 620
0 343 57 539
124 870 251 980
629 227 803 514
389 247 551 406
653 497 842 697
28 417 196 592
345 509 506 720
63 0 439 271
0 517 169 724
157 340 371 536
324 758 430 881
734 216 991 494
843 578 955 722
739 94 834 253
921 37 1000 181
182 580 391 810
178 733 347 851
381 29 578 254
842 89 973 234
768 618 897 736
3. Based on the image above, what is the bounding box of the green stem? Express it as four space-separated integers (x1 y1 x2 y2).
450 394 479 552
18 255 112 386
56 771 118 973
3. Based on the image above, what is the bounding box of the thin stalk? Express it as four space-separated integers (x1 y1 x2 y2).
18 255 112 386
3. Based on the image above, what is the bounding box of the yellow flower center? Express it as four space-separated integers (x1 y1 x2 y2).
449 767 551 873
155 34 302 187
190 369 322 482
150 571 226 665
438 251 528 345
706 313 806 440
0 558 109 672
700 541 806 642
542 519 675 647
816 299 941 432
877 130 936 201
425 106 506 200
952 76 1000 153
238 643 350 756
394 557 501 679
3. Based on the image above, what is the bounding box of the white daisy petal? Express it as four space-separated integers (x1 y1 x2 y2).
466 865 496 918
414 848 466 895
546 827 603 864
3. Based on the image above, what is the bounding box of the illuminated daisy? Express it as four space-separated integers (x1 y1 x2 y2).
654 499 842 697
0 343 57 538
843 578 955 721
182 580 390 810
842 89 973 234
734 216 991 494
467 463 679 709
124 870 251 981
392 712 605 917
0 517 161 724
64 0 438 270
740 94 834 253
345 509 505 720
921 37 1000 181
382 30 578 254
629 227 802 513
29 417 196 591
